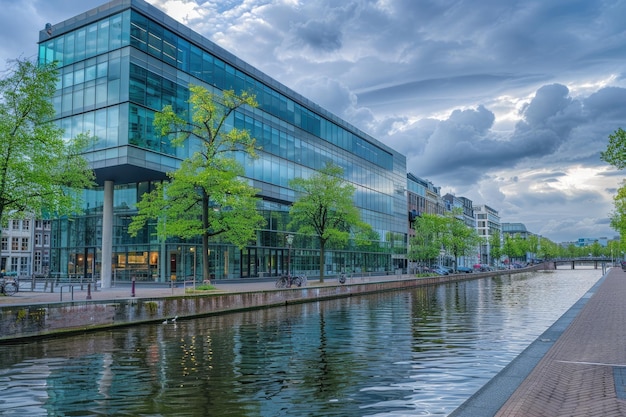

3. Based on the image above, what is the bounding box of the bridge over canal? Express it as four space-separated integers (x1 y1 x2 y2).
552 258 616 270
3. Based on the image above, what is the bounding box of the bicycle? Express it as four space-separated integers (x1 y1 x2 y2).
275 274 307 288
275 274 292 288
0 278 19 296
292 275 307 287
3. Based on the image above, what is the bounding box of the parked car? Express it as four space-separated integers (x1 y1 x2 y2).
456 266 473 273
432 267 449 275
473 264 493 272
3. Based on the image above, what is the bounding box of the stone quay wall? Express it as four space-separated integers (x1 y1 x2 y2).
0 266 545 343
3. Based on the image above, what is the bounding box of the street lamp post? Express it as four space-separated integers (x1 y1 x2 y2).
286 234 294 282
190 247 196 290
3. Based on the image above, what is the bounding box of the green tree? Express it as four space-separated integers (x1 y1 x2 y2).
128 86 265 283
527 235 539 259
489 233 502 266
610 182 626 251
289 162 372 283
0 59 94 231
589 241 603 257
442 208 481 271
503 234 527 266
601 128 626 169
601 128 626 246
409 213 446 268
538 236 558 260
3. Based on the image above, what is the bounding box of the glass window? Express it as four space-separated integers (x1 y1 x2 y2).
72 89 84 111
52 94 62 115
74 67 85 85
96 82 107 107
190 45 202 79
97 19 110 54
129 105 145 146
175 37 189 71
63 70 73 88
44 41 55 64
56 37 65 64
129 77 146 105
148 25 163 58
85 63 97 82
21 238 29 251
202 52 213 83
12 237 19 250
130 13 148 50
97 61 107 78
75 28 86 61
146 72 161 110
114 183 137 208
110 13 124 50
162 29 177 66
84 85 96 108
86 23 98 56
61 92 72 114
102 78 118 106
94 108 107 147
64 33 75 63
1 237 7 251
107 106 120 145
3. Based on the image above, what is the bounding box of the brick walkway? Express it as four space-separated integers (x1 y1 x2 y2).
494 267 626 416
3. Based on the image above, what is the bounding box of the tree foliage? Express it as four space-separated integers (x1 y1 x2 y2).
601 128 626 169
128 86 265 282
601 128 626 244
489 233 503 264
610 181 626 250
409 209 480 270
288 162 372 282
0 59 94 229
408 213 446 266
442 208 482 270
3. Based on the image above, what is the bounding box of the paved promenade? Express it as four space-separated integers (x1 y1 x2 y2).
0 275 387 306
454 266 626 416
495 266 626 417
0 279 291 306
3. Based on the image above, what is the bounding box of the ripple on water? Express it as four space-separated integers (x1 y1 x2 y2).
0 268 601 416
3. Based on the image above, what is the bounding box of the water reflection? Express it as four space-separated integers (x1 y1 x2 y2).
0 268 600 416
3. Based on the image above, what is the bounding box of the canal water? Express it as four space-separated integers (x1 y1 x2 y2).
0 267 600 416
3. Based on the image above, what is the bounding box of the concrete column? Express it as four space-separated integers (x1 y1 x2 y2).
101 180 114 288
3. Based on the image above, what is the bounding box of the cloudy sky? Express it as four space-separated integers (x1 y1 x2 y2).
2 0 626 244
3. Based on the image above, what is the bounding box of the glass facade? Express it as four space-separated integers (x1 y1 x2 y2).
39 0 407 283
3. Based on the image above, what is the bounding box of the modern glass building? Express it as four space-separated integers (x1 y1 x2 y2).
38 0 407 286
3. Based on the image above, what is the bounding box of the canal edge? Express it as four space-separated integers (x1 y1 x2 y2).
448 268 607 417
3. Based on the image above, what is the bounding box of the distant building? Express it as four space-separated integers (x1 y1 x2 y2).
0 218 51 277
1 219 33 275
33 220 52 277
501 222 532 239
577 237 607 248
474 205 501 265
443 194 475 229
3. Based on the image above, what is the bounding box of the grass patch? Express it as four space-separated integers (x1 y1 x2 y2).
185 284 218 293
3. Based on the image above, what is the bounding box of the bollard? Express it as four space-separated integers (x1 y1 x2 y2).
86 283 92 300
131 277 136 297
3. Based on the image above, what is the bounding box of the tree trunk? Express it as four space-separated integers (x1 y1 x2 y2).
202 193 211 283
319 241 325 283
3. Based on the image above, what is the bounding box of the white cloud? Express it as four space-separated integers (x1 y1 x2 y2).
2 0 626 242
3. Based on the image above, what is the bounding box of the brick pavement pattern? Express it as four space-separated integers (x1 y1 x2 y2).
495 267 626 417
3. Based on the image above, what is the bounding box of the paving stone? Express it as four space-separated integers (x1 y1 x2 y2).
494 268 626 417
